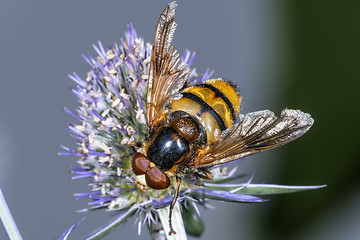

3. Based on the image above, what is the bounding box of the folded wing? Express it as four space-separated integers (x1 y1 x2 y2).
192 109 314 167
146 2 189 131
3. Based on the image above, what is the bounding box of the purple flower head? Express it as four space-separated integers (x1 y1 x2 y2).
60 3 323 239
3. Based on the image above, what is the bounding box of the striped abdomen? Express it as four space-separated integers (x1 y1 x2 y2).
170 79 241 145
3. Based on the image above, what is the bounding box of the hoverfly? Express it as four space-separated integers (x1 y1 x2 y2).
131 1 314 235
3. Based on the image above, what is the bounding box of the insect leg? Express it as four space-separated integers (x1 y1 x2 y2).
128 141 142 147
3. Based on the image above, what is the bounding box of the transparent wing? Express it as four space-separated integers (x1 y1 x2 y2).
147 2 189 130
192 109 314 167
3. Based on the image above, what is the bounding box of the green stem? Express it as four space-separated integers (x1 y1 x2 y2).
0 189 23 240
157 202 187 240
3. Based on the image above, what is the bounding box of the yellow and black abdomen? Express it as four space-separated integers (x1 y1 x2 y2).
170 79 241 145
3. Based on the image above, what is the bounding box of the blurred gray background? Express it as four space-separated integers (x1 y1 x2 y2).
1 0 359 239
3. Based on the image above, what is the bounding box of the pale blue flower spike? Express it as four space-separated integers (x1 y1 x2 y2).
0 189 23 240
157 202 187 240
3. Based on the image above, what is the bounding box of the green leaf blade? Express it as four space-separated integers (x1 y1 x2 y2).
204 183 326 195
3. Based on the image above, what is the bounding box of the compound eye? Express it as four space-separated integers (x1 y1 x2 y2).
131 152 150 175
145 166 170 189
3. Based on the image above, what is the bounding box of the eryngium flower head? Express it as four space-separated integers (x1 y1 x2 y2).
60 23 324 239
